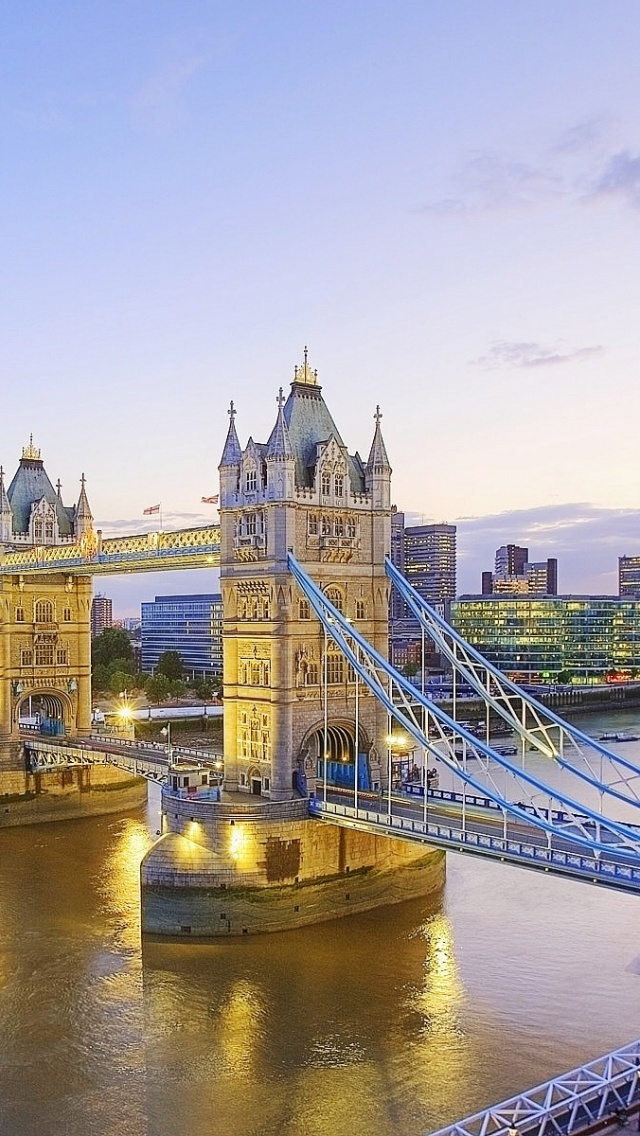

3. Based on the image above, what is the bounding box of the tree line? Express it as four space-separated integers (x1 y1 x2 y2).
91 628 221 703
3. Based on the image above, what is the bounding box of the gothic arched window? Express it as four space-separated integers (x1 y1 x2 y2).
35 600 54 624
325 587 343 613
321 472 331 496
299 598 310 620
334 474 344 498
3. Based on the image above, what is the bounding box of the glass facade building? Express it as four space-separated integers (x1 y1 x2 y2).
141 593 223 678
450 595 640 681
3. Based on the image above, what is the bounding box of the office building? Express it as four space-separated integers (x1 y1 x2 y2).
482 544 558 595
619 556 640 598
389 513 456 668
451 595 640 682
141 593 223 678
91 594 113 638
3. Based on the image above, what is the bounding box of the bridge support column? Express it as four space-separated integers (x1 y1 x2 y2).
141 792 446 937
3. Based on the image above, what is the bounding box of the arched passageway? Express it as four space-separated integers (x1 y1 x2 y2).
301 721 371 790
17 691 68 736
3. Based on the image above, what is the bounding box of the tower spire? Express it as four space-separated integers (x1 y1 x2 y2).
75 472 93 538
266 387 294 460
366 405 391 476
0 465 12 542
219 400 243 468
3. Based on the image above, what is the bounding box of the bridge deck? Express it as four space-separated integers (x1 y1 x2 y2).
423 1039 640 1136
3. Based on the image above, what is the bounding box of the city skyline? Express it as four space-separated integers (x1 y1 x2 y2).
2 3 640 610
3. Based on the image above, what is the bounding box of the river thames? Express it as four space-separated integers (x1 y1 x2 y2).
1 709 639 1136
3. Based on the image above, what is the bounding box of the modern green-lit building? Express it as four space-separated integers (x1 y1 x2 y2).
450 596 640 682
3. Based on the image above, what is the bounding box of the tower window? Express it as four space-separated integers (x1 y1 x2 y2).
308 514 318 535
245 469 257 492
35 600 54 623
334 474 344 497
325 587 344 613
21 649 32 666
321 515 331 536
299 598 310 620
35 642 54 667
355 599 365 620
321 472 331 496
16 608 24 623
63 608 71 622
325 653 344 684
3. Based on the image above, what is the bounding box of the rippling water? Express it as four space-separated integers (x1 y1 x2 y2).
1 709 640 1136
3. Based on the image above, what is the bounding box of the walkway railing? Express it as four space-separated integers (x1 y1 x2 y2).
424 1038 640 1136
309 797 640 894
0 524 220 577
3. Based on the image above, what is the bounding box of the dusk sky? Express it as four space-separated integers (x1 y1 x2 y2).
2 2 640 614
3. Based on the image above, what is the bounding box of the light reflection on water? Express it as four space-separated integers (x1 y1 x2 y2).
0 711 639 1136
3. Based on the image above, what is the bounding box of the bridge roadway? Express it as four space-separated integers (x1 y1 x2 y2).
22 733 223 782
311 784 640 895
424 1038 640 1136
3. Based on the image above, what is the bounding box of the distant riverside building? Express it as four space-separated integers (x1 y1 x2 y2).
90 594 113 639
619 556 640 598
451 595 640 682
141 593 223 679
482 543 557 596
389 512 456 668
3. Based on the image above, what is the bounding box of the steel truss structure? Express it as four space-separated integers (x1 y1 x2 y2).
0 525 221 577
288 554 640 862
423 1038 640 1136
387 558 640 814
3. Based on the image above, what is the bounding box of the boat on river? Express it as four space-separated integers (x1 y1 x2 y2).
599 732 640 743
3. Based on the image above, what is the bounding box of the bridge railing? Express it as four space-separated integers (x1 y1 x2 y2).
310 799 640 892
423 1038 640 1136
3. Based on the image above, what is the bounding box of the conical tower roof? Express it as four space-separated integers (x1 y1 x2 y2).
219 401 243 467
76 473 93 522
0 466 11 518
365 406 392 475
7 436 74 535
266 388 294 460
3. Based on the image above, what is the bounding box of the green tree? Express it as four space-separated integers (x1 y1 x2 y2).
146 674 171 704
156 650 183 680
404 661 419 679
92 627 134 667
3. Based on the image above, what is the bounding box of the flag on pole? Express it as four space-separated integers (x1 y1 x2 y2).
143 504 161 515
201 495 219 504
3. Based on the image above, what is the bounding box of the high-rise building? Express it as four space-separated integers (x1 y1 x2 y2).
141 593 223 679
482 544 558 595
389 516 457 668
619 556 640 598
495 544 528 578
91 594 113 639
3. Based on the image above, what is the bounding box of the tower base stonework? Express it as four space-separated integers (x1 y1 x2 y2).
140 792 446 937
0 761 148 828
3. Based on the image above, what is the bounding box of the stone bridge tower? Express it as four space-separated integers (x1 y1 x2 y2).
218 350 392 800
142 356 445 937
0 440 94 769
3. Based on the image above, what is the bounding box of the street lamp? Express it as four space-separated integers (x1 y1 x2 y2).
118 690 133 731
161 723 172 763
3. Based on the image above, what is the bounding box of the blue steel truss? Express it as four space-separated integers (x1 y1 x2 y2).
287 554 640 861
424 1038 640 1136
386 557 640 812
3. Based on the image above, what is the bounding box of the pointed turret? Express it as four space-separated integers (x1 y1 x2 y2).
219 401 242 507
75 473 93 539
219 400 243 468
0 466 13 543
266 388 295 501
365 405 392 509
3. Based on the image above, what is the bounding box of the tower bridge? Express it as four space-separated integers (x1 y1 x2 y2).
2 353 640 936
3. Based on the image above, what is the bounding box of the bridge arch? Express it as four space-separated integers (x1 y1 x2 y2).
299 718 372 789
15 688 73 736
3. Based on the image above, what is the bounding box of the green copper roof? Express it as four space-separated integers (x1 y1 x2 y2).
283 380 366 492
7 457 75 535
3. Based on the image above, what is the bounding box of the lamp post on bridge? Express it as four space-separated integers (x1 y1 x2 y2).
161 723 172 765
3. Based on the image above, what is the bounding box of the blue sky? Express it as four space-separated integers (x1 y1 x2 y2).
2 2 640 613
